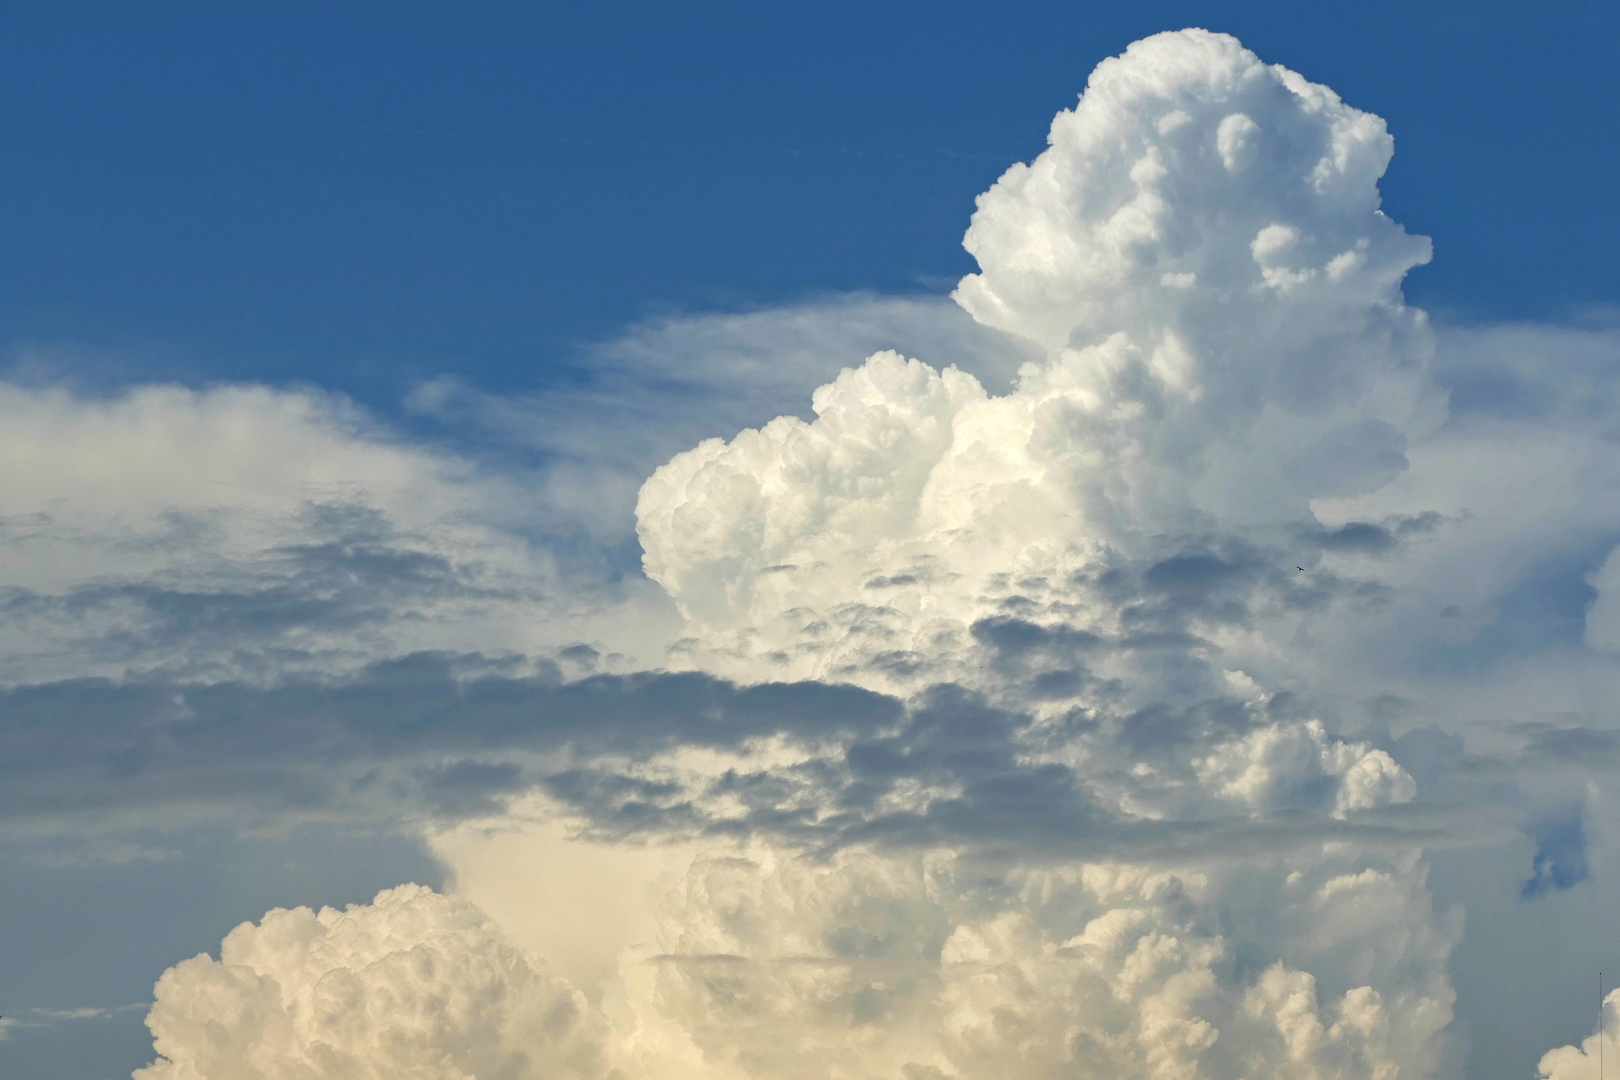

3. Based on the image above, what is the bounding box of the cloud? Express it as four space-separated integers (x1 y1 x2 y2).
409 294 1039 546
607 28 1591 1080
609 846 1453 1080
0 379 680 685
636 31 1446 691
0 659 895 830
137 884 610 1080
113 28 1477 1080
6 25 1620 1080
1 658 1446 869
955 31 1432 373
0 297 1044 693
136 847 1459 1080
1537 989 1620 1080
0 1002 148 1043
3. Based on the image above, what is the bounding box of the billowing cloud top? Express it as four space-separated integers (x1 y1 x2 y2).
137 885 607 1080
636 29 1441 695
957 30 1431 359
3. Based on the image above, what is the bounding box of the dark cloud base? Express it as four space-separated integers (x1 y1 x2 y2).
2 650 1459 862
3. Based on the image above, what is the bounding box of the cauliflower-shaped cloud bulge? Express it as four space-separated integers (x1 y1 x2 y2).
137 885 609 1080
638 30 1444 687
1197 719 1416 818
956 30 1431 362
1537 990 1620 1080
145 853 1456 1080
620 29 1448 1080
615 849 1454 1080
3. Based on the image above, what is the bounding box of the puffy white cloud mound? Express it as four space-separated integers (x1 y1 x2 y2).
962 28 1443 523
637 351 1010 635
144 849 1455 1080
622 32 1455 1078
637 30 1444 685
957 29 1430 358
609 845 1454 1080
1536 989 1620 1080
137 884 609 1080
1197 719 1416 818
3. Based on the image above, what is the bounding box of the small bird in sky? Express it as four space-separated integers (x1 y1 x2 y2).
1296 566 1305 572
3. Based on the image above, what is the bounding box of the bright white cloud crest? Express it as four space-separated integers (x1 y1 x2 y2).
1537 990 1620 1080
638 29 1441 686
137 885 608 1080
625 28 1455 1080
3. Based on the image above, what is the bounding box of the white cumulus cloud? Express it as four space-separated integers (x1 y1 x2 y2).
1536 989 1620 1080
637 30 1444 691
137 884 610 1080
143 848 1457 1080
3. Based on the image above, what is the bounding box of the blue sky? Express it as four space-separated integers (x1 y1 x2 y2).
1 0 1615 404
5 5 1620 1080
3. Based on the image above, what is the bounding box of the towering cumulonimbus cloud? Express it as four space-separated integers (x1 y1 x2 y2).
637 29 1444 688
630 26 1457 1080
142 28 1478 1080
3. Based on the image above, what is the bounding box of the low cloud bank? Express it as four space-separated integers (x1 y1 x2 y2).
142 851 1455 1080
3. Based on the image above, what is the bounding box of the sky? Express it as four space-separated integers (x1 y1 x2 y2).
1 1 1617 400
3 3 1620 1080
